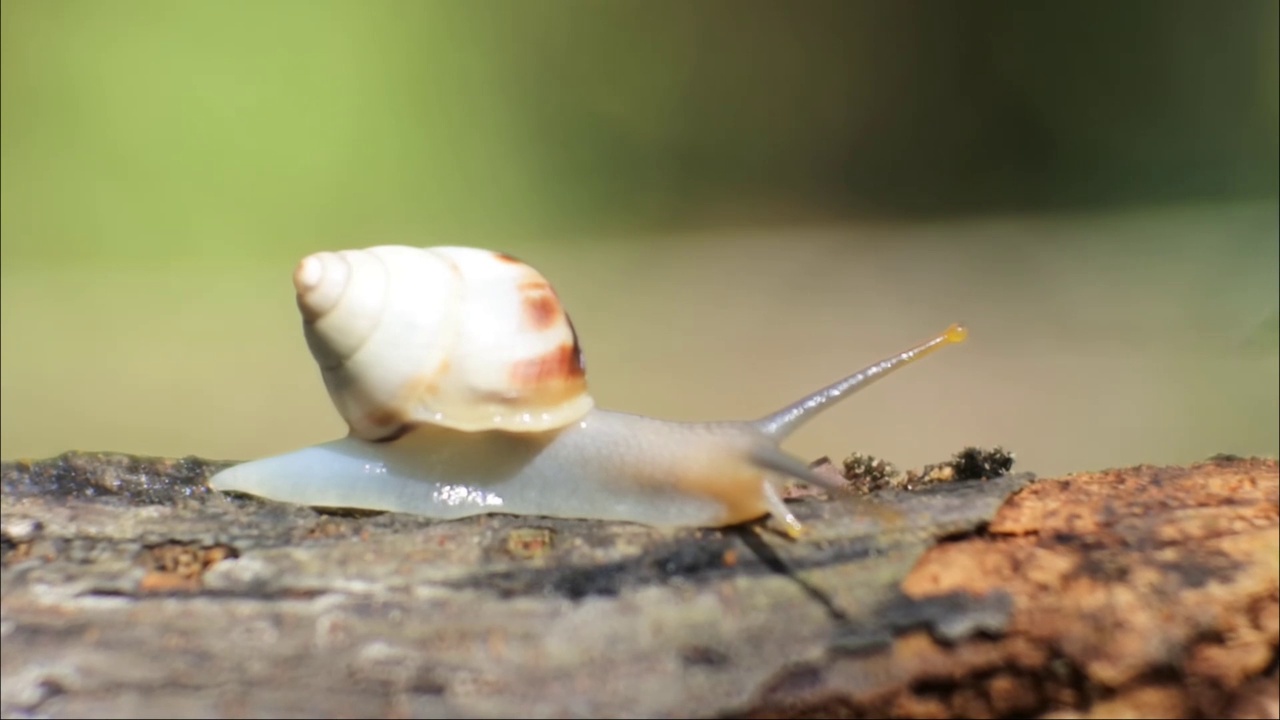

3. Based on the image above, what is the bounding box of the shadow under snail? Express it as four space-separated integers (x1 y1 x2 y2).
208 245 968 537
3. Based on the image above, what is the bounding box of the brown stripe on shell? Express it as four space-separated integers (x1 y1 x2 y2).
368 424 412 443
518 280 563 331
565 313 586 374
401 363 444 401
360 356 453 442
379 357 449 425
493 252 525 264
360 406 412 442
508 343 587 395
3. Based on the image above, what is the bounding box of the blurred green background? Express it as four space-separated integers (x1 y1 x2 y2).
2 0 1277 476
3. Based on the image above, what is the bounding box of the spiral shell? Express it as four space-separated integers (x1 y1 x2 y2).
292 245 592 439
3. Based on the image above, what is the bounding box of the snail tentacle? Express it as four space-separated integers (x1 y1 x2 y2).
752 323 967 440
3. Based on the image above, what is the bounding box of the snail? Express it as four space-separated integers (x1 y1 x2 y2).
208 245 967 536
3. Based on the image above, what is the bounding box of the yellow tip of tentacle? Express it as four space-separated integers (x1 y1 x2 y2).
944 322 968 344
777 514 805 539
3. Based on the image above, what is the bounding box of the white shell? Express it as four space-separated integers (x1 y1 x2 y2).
293 245 593 439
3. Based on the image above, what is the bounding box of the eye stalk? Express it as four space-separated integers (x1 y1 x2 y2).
753 322 968 440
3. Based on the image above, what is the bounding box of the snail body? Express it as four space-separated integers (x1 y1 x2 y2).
211 413 785 529
208 245 967 535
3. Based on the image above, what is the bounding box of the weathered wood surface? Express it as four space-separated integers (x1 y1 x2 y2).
1 453 1275 719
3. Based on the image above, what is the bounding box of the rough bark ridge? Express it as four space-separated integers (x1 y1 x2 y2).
747 457 1279 719
1 453 1276 718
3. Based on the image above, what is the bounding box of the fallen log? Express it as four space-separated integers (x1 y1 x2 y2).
1 453 1275 719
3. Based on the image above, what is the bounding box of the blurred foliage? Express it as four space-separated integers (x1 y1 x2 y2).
2 0 1277 266
2 1 1277 471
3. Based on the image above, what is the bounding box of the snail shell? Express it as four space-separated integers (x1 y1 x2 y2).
294 246 592 440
